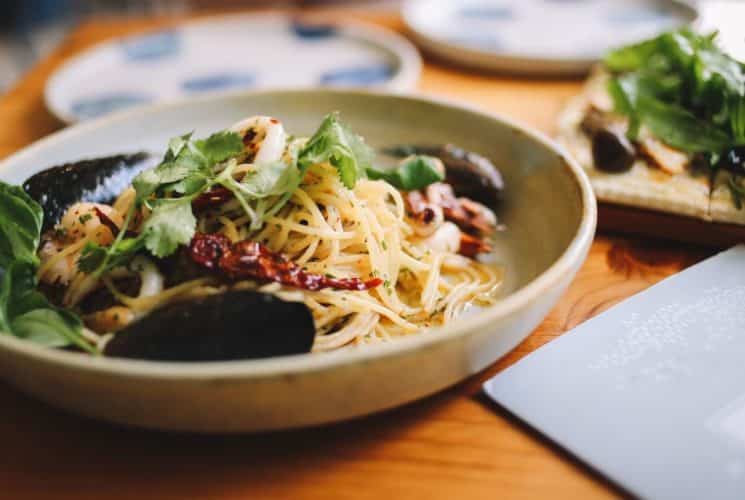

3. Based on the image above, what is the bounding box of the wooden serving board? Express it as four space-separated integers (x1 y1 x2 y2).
599 202 745 247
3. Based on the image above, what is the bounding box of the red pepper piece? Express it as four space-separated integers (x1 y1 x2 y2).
192 186 233 212
189 232 382 292
93 206 122 237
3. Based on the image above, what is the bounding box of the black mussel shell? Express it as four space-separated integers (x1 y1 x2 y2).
103 291 315 362
23 153 157 230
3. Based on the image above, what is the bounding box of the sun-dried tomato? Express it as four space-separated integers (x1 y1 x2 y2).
189 233 382 291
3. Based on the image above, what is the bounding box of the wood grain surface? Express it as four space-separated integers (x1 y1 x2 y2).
0 8 718 500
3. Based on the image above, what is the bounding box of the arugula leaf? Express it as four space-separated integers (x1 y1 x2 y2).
728 176 745 209
605 28 745 163
605 37 663 72
0 182 43 267
298 112 373 189
636 95 731 153
367 155 444 191
140 198 196 258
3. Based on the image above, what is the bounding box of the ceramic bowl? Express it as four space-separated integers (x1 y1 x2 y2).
0 90 596 432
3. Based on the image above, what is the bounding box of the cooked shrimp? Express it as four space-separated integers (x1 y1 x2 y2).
38 203 123 285
60 202 124 245
230 115 287 164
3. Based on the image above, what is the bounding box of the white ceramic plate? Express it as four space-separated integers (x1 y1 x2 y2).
45 13 421 123
0 90 595 432
402 0 697 75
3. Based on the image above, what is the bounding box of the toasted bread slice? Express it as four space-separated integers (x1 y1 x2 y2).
710 170 745 224
556 69 712 221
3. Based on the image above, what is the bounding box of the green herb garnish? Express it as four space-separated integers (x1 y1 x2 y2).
604 28 745 206
0 184 96 352
298 112 373 189
367 155 444 191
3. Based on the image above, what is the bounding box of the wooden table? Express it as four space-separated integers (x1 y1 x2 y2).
0 8 715 500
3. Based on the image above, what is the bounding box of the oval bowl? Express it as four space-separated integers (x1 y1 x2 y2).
0 90 596 432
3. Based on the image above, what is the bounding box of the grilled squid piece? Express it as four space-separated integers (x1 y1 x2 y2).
405 191 445 237
230 115 288 164
405 182 497 258
421 222 461 254
82 257 164 332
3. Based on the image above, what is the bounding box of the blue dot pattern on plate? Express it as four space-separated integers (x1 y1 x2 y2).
607 5 671 25
181 73 256 93
320 64 395 86
434 0 691 59
120 30 181 62
291 21 337 39
70 93 153 120
451 34 502 51
459 5 513 19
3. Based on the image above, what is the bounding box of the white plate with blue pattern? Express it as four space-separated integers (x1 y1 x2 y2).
45 14 422 123
403 0 697 75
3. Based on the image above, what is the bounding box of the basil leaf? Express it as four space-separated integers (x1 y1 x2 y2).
298 112 373 189
0 261 96 353
12 309 82 348
367 155 445 191
0 181 43 267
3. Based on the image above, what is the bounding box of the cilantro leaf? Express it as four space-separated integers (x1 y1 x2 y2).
141 198 196 258
133 148 205 200
367 155 445 191
195 130 245 165
298 112 373 189
239 161 302 198
78 237 145 275
133 130 243 200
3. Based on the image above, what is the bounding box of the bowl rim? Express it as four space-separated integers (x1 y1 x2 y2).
0 87 597 380
44 12 423 124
